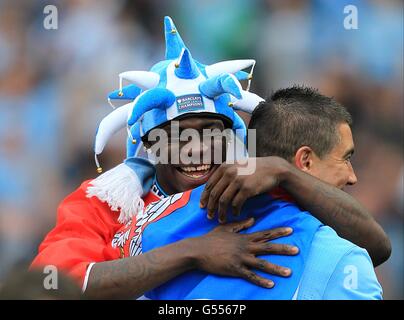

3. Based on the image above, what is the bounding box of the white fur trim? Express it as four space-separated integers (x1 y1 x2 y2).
86 163 144 224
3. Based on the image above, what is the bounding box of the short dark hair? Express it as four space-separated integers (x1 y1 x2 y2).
248 85 353 161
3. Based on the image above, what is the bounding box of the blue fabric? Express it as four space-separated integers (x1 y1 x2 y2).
127 88 176 126
108 85 142 100
164 16 188 60
199 74 242 99
103 15 255 204
234 70 250 81
150 60 171 89
123 157 156 196
175 49 200 79
141 185 322 300
107 16 251 146
296 226 382 300
126 122 142 158
194 60 208 78
122 16 250 141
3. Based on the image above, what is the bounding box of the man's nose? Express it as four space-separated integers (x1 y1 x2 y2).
347 163 358 186
180 139 210 160
187 140 209 154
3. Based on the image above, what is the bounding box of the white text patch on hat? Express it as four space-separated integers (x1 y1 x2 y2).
176 94 205 114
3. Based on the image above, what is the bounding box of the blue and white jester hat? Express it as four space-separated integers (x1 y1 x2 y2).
87 16 264 223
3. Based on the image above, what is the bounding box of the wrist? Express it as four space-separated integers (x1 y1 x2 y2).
273 157 293 187
174 237 200 271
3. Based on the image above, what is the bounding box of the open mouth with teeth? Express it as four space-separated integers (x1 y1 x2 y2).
176 164 213 179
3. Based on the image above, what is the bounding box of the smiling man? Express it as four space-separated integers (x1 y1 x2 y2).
145 116 229 195
30 15 301 298
31 16 389 300
138 86 384 300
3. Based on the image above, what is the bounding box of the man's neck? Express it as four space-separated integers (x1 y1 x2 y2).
151 179 170 199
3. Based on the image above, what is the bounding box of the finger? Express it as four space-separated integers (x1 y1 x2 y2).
217 183 240 224
200 165 225 209
231 187 251 216
238 267 274 288
206 173 234 221
244 257 292 277
248 242 299 256
221 217 255 233
248 227 293 242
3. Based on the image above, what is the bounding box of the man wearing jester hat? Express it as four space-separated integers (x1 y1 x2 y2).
31 17 389 299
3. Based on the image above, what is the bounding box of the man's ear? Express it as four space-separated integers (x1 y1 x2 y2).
294 146 315 172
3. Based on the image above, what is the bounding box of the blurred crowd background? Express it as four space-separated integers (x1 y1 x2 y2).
0 0 402 299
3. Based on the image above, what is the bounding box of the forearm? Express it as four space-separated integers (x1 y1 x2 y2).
279 162 391 266
84 239 196 299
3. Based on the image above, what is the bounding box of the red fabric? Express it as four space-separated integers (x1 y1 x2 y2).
113 191 192 258
270 187 295 203
30 180 160 287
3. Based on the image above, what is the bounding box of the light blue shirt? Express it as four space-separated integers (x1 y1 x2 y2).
295 226 383 300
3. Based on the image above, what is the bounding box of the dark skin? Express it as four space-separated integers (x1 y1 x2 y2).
86 115 390 299
148 117 227 194
85 117 297 299
200 156 391 267
151 117 390 266
85 218 297 299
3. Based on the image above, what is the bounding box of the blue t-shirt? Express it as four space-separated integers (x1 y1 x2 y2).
294 226 382 300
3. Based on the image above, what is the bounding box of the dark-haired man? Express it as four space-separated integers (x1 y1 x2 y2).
31 14 389 300
138 86 385 299
32 87 389 300
201 86 389 266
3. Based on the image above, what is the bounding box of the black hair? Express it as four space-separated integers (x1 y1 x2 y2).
248 85 352 161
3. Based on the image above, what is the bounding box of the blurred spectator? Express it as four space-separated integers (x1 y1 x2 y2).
0 264 81 300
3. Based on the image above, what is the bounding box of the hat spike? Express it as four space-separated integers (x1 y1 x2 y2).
231 90 264 114
205 59 256 78
94 102 133 156
199 73 242 99
127 88 176 126
119 71 160 90
95 153 102 173
174 48 200 79
164 16 187 59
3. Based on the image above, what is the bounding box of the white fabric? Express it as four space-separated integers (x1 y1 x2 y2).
232 90 264 114
165 61 216 119
120 71 160 90
205 59 255 77
86 163 144 223
94 102 133 155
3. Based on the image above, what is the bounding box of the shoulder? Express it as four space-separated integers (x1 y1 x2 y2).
311 225 357 253
299 226 383 300
58 179 113 218
54 179 122 236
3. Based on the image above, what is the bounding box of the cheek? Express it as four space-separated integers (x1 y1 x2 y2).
311 163 343 187
214 138 227 160
327 164 351 187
